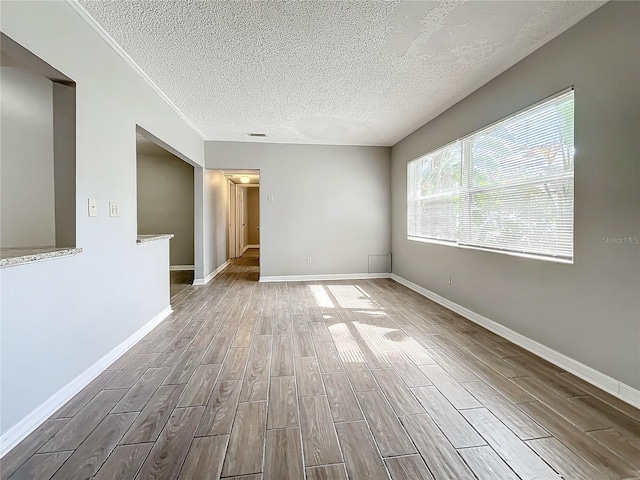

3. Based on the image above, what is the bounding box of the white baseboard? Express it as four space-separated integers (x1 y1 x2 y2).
246 244 259 249
193 260 230 286
169 265 195 271
391 274 640 409
260 273 391 283
0 305 173 458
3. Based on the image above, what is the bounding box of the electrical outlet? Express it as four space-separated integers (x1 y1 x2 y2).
447 274 452 285
307 257 312 264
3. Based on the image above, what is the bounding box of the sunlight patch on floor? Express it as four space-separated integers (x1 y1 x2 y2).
328 322 367 363
327 285 375 309
309 284 335 308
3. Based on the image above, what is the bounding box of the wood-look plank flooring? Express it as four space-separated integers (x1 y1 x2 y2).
3 249 640 480
170 270 194 299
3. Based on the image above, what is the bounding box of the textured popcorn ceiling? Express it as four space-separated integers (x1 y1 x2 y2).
78 0 604 146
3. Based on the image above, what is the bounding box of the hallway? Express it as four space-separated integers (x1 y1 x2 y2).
2 257 639 479
170 248 259 301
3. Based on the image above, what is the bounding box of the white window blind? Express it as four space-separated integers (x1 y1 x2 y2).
408 89 574 262
408 142 461 242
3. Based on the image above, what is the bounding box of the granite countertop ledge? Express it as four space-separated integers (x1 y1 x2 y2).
136 234 175 244
0 247 83 268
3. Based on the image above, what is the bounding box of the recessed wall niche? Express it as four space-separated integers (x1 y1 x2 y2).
1 33 76 250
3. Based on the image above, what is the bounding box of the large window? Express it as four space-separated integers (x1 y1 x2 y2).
408 89 574 262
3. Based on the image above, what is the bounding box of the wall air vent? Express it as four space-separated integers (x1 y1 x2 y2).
248 133 266 137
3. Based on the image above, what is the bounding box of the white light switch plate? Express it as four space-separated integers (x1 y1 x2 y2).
88 198 98 217
109 201 120 217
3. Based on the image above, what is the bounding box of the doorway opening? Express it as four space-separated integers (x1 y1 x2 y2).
224 170 260 280
136 129 196 298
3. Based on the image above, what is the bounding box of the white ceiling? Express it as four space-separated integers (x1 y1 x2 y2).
78 1 604 146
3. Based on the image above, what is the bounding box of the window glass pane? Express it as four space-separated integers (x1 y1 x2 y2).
415 143 461 196
407 89 573 262
471 92 574 188
408 142 461 241
462 178 573 258
413 195 460 242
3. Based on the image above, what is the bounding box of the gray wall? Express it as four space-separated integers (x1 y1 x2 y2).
203 169 229 277
391 2 640 389
0 66 56 247
137 152 195 266
247 187 260 246
194 168 228 282
1 1 203 435
227 182 236 260
53 82 76 248
205 142 391 277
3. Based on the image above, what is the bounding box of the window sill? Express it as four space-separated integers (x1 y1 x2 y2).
0 246 83 269
407 236 573 265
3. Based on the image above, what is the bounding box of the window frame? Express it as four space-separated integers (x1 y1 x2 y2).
407 88 575 264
